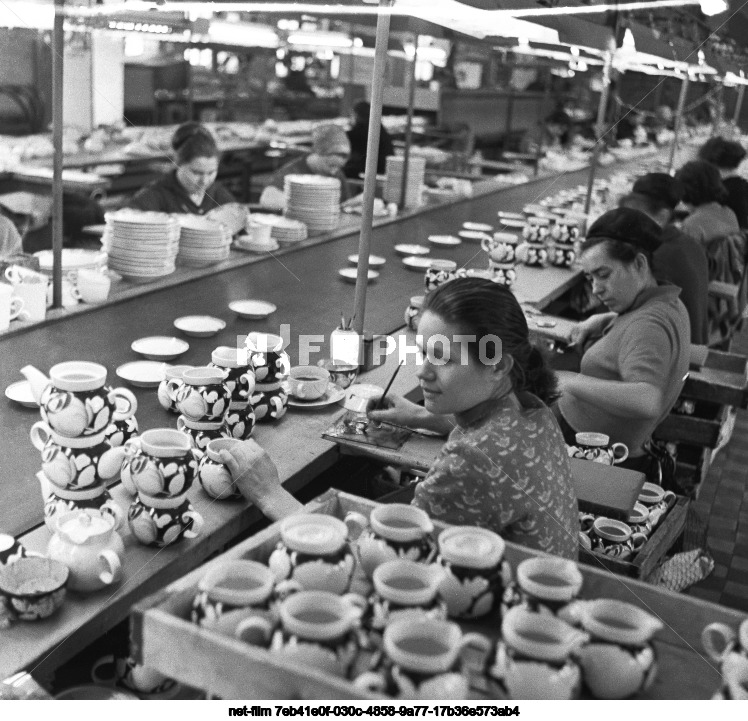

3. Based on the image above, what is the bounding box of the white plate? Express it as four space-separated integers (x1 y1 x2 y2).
428 235 461 246
173 315 226 338
458 230 491 241
285 383 346 409
5 380 37 407
348 254 386 268
462 222 493 232
402 256 435 270
394 244 429 256
497 211 525 220
116 361 167 388
496 218 526 229
229 300 277 319
131 336 190 361
339 268 378 283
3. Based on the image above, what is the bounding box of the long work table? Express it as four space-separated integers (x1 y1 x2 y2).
0 162 626 684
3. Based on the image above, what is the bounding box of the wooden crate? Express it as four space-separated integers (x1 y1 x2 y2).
579 496 689 580
684 346 748 408
131 490 745 700
654 401 733 449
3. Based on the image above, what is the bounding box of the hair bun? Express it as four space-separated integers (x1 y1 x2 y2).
171 121 210 151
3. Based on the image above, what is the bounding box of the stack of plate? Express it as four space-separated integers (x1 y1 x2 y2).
249 214 307 246
284 175 340 234
104 210 179 282
383 156 426 208
177 216 231 267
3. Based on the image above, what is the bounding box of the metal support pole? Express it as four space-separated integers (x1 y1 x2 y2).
667 74 690 174
51 0 64 309
352 0 392 338
534 65 552 176
733 84 745 126
584 51 612 216
400 33 418 210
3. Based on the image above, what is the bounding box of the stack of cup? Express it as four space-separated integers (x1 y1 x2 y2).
481 233 518 288
245 333 290 422
547 213 579 269
123 428 204 547
23 361 138 532
209 347 256 440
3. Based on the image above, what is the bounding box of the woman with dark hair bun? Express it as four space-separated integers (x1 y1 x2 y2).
128 121 236 214
698 136 748 229
675 160 739 244
219 277 579 560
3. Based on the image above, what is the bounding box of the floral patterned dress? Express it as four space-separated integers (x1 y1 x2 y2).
413 392 579 559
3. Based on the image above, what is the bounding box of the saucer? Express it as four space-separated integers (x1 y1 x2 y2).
428 235 461 246
462 222 493 232
347 254 386 267
131 336 189 361
458 230 491 241
5 380 37 407
339 268 378 283
402 255 436 270
285 383 346 409
229 300 277 320
394 244 429 256
173 315 226 337
116 361 167 388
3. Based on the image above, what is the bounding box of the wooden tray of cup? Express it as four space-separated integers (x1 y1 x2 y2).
578 496 689 580
131 489 745 700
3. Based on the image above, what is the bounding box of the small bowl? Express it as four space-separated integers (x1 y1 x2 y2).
131 336 189 362
394 244 429 257
229 299 277 320
173 315 226 338
0 557 68 621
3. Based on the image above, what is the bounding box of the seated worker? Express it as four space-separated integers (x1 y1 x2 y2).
128 122 236 215
260 124 353 210
520 109 574 156
675 160 740 245
221 278 579 560
698 136 748 229
343 100 395 179
555 208 691 475
619 173 709 345
0 213 23 260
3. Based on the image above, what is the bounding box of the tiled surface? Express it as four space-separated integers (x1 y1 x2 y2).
687 328 748 613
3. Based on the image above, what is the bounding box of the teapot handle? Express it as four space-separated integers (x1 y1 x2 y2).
702 622 737 662
165 378 183 402
98 549 122 585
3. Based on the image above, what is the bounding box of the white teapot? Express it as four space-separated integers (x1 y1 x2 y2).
47 509 124 593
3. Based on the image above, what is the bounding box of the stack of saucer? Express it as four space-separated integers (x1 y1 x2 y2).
383 155 426 208
284 175 340 234
177 216 231 267
104 210 179 282
247 214 307 246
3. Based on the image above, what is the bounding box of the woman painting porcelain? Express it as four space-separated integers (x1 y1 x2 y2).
128 122 235 215
221 278 579 560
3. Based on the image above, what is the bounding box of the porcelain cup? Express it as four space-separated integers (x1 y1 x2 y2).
174 366 231 424
247 221 272 247
244 332 290 384
157 365 193 413
75 269 111 304
196 438 243 499
317 358 358 389
209 346 256 405
436 526 510 620
424 260 458 294
176 415 230 452
355 616 491 699
482 232 518 262
591 518 647 560
0 282 28 330
127 491 203 547
250 381 288 422
568 432 628 466
503 556 584 616
288 365 330 401
12 281 47 322
268 513 356 595
46 278 81 308
345 503 436 579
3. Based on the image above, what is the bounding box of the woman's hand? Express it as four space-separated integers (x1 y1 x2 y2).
368 395 453 436
570 312 616 349
219 439 303 520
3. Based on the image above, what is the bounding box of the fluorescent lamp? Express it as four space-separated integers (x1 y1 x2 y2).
288 31 353 49
700 0 729 15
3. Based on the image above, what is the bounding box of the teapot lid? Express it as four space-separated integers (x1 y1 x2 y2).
57 510 114 545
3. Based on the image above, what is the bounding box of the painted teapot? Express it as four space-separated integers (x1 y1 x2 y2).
22 362 137 439
46 509 125 593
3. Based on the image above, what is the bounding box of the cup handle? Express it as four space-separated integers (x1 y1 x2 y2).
9 297 25 320
111 388 138 420
611 442 629 464
702 622 737 662
457 631 493 667
98 549 122 585
102 498 125 530
182 509 204 539
30 421 52 451
235 616 275 646
165 378 183 402
352 671 387 693
123 437 142 458
91 654 118 685
631 532 648 551
4 267 15 283
344 510 369 541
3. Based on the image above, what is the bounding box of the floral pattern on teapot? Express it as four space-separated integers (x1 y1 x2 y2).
250 383 288 422
127 494 203 547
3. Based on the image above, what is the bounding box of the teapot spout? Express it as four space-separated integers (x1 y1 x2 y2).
21 365 50 404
